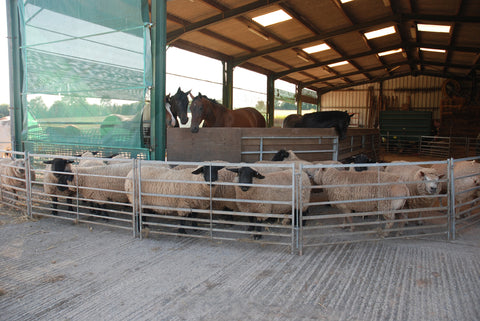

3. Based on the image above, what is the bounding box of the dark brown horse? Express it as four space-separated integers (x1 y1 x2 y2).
189 94 266 133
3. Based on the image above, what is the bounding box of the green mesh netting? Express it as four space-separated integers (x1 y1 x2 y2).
18 0 151 156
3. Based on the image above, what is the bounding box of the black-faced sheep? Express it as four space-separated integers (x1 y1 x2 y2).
317 167 409 234
228 166 311 240
124 165 224 233
385 163 443 225
43 158 75 215
343 154 376 172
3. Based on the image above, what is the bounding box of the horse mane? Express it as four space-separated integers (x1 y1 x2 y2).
195 93 222 106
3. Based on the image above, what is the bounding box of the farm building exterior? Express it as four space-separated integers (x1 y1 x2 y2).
6 0 480 160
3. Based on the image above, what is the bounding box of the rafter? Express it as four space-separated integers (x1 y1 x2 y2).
166 0 282 43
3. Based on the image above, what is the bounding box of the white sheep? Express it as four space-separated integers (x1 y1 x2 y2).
77 151 104 167
228 167 311 240
43 158 76 215
0 158 35 202
432 160 480 218
67 162 134 215
317 167 410 234
124 165 224 233
385 163 443 225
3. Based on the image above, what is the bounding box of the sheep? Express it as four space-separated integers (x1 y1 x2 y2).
67 162 134 216
432 160 480 218
227 167 311 240
258 149 322 180
77 151 104 167
0 158 35 202
343 153 377 172
212 168 239 212
317 167 410 234
43 158 76 215
385 163 443 225
124 165 224 233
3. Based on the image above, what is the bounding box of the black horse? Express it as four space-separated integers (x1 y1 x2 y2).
166 87 191 127
294 110 354 140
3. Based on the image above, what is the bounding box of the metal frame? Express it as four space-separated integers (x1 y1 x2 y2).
1 150 479 255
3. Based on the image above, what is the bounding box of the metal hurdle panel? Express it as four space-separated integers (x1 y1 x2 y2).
28 153 137 236
450 156 480 238
136 160 298 252
0 151 29 211
298 160 450 252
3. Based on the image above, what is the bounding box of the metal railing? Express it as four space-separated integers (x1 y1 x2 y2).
1 150 479 254
382 133 480 158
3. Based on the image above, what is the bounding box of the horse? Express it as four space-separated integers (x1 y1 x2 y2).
189 93 266 133
282 114 303 128
293 110 354 140
166 87 191 127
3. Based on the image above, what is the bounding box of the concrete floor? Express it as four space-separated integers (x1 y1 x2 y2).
1 207 479 321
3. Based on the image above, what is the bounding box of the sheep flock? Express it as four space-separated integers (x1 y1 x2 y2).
1 149 479 241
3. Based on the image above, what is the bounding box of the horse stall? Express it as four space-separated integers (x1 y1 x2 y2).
166 127 380 163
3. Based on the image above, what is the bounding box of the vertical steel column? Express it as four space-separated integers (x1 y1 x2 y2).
150 0 167 160
6 0 24 152
296 85 303 115
316 90 322 112
266 75 275 127
448 158 456 240
222 61 233 110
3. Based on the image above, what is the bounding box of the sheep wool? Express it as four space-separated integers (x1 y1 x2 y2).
125 166 217 217
69 162 133 205
320 167 409 231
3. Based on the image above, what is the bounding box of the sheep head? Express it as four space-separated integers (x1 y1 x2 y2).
228 167 265 191
44 158 75 191
191 165 224 184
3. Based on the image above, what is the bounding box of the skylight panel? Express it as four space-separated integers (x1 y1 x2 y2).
378 48 403 56
340 0 354 3
364 26 396 40
420 47 446 53
328 61 349 68
303 43 331 54
252 9 292 27
417 24 451 33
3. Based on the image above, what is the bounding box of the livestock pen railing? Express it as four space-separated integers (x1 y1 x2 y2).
1 151 479 254
382 133 480 158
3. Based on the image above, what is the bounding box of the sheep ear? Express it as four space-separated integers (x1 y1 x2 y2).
67 160 75 164
227 168 239 173
418 170 426 178
43 160 53 164
438 174 445 179
253 171 265 179
191 167 204 175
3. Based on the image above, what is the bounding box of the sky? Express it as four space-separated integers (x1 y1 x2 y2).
1 2 9 105
0 2 294 108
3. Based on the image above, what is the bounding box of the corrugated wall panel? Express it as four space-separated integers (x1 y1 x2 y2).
320 75 446 127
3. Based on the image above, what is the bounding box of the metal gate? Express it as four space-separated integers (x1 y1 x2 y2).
1 151 479 254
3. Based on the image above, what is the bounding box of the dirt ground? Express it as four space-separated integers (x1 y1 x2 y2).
1 202 479 321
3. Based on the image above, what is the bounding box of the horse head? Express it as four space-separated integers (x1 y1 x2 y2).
169 87 190 125
189 93 206 133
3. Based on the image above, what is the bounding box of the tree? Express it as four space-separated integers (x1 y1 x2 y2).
0 104 9 118
255 100 266 113
27 97 48 118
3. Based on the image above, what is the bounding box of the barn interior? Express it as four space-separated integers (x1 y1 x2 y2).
6 0 480 160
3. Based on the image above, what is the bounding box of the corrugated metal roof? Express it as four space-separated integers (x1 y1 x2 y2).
160 0 480 94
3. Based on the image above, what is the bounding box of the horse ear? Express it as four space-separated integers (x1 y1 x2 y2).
189 91 195 99
349 113 355 118
176 87 181 93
